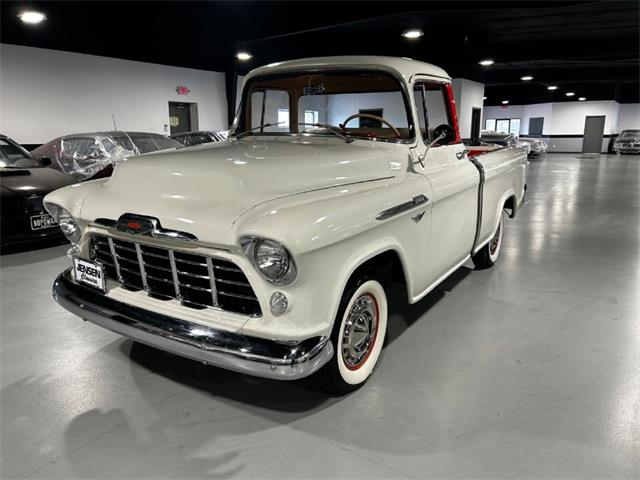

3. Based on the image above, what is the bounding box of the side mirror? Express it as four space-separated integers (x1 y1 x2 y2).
40 157 52 166
432 124 455 145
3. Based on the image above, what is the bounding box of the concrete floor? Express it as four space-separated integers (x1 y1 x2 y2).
1 153 639 479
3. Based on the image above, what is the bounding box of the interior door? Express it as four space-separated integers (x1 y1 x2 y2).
471 108 481 142
529 117 544 136
169 102 192 135
582 116 606 153
413 79 479 286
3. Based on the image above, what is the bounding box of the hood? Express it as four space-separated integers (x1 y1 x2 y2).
0 167 76 198
79 136 403 244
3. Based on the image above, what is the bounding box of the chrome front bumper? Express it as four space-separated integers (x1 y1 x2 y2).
52 269 333 380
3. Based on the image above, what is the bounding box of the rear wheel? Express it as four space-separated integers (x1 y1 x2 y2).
472 211 504 269
318 276 388 395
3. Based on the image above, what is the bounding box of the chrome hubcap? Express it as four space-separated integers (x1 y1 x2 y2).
341 294 378 370
490 222 501 255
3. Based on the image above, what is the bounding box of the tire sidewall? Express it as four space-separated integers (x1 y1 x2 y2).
335 279 388 386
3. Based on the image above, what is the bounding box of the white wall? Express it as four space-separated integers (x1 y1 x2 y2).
482 100 639 152
451 78 485 138
617 104 640 131
0 44 228 144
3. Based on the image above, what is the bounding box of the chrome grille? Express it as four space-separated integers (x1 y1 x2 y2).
91 234 261 316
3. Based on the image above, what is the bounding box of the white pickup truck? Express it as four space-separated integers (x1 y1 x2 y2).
47 56 527 394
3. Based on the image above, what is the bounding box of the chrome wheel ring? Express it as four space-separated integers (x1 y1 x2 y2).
341 293 379 370
489 222 501 255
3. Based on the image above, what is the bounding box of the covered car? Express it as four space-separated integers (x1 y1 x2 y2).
517 137 548 155
31 131 182 180
613 130 640 154
170 130 229 146
1 134 75 249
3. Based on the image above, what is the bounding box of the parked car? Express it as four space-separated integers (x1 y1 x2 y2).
613 129 640 154
46 56 527 394
31 132 182 180
480 131 537 156
1 134 75 250
171 130 229 146
517 137 548 155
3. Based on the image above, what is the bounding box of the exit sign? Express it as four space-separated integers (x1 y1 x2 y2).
176 86 190 95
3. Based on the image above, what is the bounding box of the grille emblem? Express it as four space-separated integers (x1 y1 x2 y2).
113 213 198 242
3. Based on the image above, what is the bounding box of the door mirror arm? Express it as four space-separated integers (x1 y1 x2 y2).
415 132 446 167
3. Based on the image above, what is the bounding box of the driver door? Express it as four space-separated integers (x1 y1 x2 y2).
412 79 479 286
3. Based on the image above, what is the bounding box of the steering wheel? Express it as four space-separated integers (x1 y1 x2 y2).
339 113 401 138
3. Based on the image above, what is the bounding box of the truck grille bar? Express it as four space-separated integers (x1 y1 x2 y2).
91 234 261 317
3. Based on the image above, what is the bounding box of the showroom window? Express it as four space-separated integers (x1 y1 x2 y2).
486 118 521 135
413 81 452 143
304 110 319 125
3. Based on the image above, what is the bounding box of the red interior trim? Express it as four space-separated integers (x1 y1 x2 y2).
444 83 461 144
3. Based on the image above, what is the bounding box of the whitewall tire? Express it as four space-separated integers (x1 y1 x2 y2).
319 277 388 394
472 211 504 269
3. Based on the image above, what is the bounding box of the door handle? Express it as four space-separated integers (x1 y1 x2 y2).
456 150 467 160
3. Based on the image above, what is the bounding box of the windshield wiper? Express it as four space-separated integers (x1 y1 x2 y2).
233 122 285 139
298 123 353 143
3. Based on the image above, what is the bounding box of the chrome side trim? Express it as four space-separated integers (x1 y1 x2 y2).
52 270 333 381
467 156 485 254
107 237 123 282
376 194 428 221
206 257 219 307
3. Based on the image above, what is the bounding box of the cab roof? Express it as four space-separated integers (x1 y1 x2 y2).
246 56 451 83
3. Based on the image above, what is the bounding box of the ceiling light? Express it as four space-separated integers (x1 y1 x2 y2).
402 28 423 39
236 51 252 61
579 97 586 101
483 96 487 100
547 86 558 90
502 100 509 104
479 59 494 66
521 76 533 81
566 92 575 97
18 10 46 24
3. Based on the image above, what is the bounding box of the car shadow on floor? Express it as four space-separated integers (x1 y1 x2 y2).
0 242 68 265
122 265 474 412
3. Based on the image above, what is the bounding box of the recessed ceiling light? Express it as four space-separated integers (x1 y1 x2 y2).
402 28 424 39
479 59 494 66
547 86 558 90
502 100 509 104
483 96 487 100
578 97 586 101
566 92 575 97
236 51 252 61
521 75 533 81
18 10 46 24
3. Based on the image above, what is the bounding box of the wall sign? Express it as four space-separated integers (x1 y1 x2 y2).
176 86 190 95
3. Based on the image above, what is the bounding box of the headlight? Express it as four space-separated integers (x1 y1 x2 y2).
46 203 81 243
240 237 297 284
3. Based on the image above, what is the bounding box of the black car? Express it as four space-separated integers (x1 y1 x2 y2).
170 130 228 146
1 134 75 250
31 131 182 180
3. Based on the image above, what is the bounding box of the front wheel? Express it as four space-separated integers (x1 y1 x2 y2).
318 277 388 395
472 212 504 269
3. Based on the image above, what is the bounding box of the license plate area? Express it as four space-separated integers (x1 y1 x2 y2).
30 214 57 230
73 257 105 292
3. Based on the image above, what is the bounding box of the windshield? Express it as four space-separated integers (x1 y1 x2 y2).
0 139 42 168
112 133 182 153
618 130 640 139
235 71 414 142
